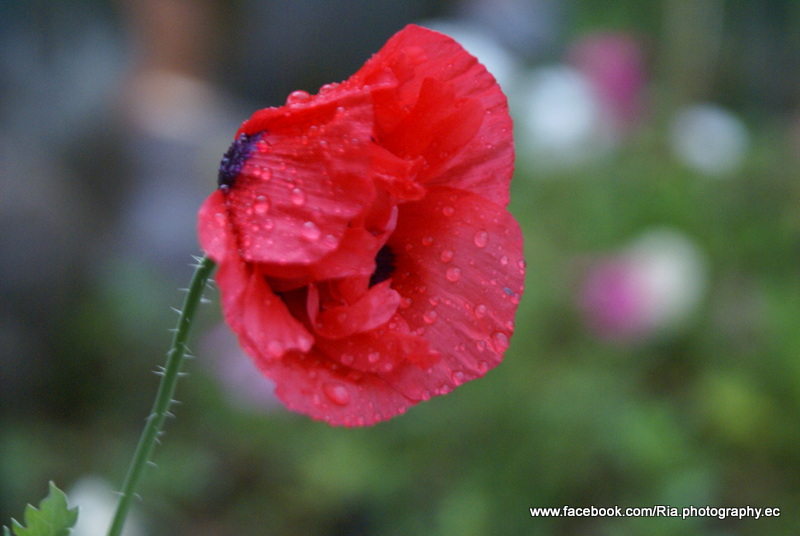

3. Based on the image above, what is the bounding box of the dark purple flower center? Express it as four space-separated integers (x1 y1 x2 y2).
218 132 262 191
369 245 396 287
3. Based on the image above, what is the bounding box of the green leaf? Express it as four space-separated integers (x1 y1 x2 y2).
7 482 78 536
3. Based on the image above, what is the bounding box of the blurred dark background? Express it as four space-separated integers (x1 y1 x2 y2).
2 1 799 535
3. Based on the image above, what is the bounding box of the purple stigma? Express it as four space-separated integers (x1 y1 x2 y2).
218 132 262 191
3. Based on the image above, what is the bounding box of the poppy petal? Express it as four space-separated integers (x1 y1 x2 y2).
223 89 378 265
386 186 525 393
351 24 514 206
265 348 415 427
215 257 314 361
313 280 401 339
197 190 232 261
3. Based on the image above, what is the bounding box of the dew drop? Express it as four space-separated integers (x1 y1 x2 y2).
473 230 489 248
500 255 509 266
301 221 321 241
476 340 487 352
422 310 438 324
445 267 462 282
287 90 311 104
440 249 454 263
290 188 306 206
474 304 488 319
253 197 270 215
442 206 455 217
451 370 465 383
323 382 351 406
248 165 262 178
367 352 380 363
491 331 510 352
422 236 434 246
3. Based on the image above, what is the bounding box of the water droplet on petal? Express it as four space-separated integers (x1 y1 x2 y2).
491 332 510 352
473 230 489 248
287 90 311 104
423 310 438 324
340 353 355 366
422 236 434 246
301 221 321 241
290 188 306 206
500 255 509 266
367 352 380 363
474 304 488 319
440 249 454 263
445 267 462 282
451 370 465 383
442 206 455 217
323 382 351 406
254 197 270 215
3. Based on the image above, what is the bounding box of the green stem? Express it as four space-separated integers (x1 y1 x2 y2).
106 256 216 536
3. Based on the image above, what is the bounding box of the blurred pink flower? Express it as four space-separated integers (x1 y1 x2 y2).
580 229 707 342
568 32 647 134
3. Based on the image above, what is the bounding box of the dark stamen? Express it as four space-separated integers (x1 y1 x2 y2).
369 245 396 287
218 132 262 191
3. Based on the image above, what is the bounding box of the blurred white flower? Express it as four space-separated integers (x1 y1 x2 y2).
669 104 749 177
516 66 613 169
580 228 708 342
68 477 144 536
457 0 563 60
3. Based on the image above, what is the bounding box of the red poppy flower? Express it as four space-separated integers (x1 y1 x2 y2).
198 24 525 426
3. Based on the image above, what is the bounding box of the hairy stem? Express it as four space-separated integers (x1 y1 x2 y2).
106 256 216 536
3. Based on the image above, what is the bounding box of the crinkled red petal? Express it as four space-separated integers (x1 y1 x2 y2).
349 24 514 206
384 186 525 396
